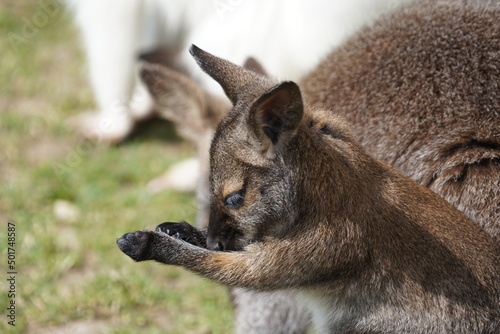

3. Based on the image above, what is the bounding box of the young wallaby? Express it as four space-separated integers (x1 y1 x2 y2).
128 1 499 333
142 0 500 242
118 42 500 333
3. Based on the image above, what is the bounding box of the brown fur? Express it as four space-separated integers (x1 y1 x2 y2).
125 0 500 333
302 0 500 241
119 47 499 334
141 0 499 242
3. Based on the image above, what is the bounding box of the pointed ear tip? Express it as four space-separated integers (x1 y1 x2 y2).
283 81 299 88
189 44 197 55
269 81 301 95
283 81 302 96
189 44 204 59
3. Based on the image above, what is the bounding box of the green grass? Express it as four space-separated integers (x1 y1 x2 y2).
0 2 233 333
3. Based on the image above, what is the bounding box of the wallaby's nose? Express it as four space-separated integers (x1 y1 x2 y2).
207 239 224 251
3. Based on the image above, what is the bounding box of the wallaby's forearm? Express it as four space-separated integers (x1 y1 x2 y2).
123 223 367 291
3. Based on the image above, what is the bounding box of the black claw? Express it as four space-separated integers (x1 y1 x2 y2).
155 221 206 247
156 221 192 237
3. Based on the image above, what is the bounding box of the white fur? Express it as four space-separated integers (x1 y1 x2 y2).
67 0 413 142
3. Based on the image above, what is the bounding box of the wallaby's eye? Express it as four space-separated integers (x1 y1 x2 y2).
224 189 245 209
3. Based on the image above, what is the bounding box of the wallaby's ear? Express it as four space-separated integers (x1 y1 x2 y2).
190 45 270 105
249 81 303 157
243 57 268 77
140 62 229 144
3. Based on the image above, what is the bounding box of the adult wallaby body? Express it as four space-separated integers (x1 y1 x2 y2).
302 0 500 243
118 1 500 332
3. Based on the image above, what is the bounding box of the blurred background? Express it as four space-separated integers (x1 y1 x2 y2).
0 1 233 333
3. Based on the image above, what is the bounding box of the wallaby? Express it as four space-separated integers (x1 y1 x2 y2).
142 0 500 242
127 0 500 333
118 44 499 333
301 0 500 243
141 62 313 334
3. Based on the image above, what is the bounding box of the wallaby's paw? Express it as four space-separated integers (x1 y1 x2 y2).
117 230 154 262
156 221 206 247
156 221 194 238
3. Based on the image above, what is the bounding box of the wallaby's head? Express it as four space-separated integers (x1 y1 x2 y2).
190 45 310 251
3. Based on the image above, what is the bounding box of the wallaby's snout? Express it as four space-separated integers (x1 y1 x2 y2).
206 208 245 252
206 229 244 252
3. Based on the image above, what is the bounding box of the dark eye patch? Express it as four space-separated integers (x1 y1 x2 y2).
224 189 245 209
